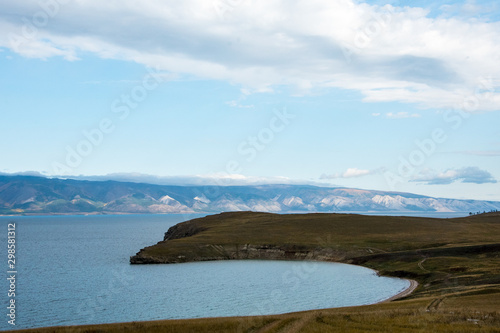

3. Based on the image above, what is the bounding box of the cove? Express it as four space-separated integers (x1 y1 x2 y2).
0 215 409 330
127 260 410 319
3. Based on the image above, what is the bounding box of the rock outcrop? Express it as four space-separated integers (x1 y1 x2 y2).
130 243 346 264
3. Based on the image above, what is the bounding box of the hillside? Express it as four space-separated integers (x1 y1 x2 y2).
130 212 500 295
13 211 500 333
129 212 500 332
1 175 500 215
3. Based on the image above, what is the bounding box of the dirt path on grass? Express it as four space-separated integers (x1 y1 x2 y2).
418 258 430 272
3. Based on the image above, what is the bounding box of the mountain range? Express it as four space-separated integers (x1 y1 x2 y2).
1 175 499 215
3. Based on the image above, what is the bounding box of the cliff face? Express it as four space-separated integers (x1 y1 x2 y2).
130 243 347 264
129 211 500 305
131 211 355 264
129 211 500 266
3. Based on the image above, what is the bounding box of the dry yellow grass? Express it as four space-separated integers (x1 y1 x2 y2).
9 211 500 333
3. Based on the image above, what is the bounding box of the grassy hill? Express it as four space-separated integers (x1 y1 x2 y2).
11 211 500 332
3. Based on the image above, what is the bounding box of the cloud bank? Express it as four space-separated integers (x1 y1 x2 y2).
412 167 497 185
1 0 500 111
66 172 329 187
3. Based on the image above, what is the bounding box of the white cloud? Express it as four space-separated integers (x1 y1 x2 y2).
439 0 499 20
321 167 383 179
225 100 254 108
0 171 48 177
412 167 497 185
2 1 500 110
459 150 500 156
225 93 255 108
65 172 327 186
386 112 421 119
342 168 371 178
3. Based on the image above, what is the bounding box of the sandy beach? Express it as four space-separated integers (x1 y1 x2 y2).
378 279 419 303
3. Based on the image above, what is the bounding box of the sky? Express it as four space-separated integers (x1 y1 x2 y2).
0 0 499 201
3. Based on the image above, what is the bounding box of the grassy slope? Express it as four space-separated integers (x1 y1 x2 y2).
12 211 500 332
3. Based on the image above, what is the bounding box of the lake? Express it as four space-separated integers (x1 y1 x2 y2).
0 214 412 330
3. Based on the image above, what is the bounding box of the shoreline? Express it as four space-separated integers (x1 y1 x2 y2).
8 261 419 333
5 211 499 332
6 269 420 333
377 279 419 303
0 211 472 218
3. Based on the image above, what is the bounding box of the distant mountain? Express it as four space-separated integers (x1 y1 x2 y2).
0 175 499 215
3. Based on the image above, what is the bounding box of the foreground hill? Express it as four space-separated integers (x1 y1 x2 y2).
130 212 500 268
1 175 500 215
129 211 498 331
13 211 500 332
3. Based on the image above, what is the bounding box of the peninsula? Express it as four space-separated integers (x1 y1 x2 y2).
12 211 500 332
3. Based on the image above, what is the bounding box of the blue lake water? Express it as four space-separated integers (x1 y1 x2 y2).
0 214 413 331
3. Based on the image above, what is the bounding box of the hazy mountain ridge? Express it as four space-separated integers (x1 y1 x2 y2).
1 175 499 215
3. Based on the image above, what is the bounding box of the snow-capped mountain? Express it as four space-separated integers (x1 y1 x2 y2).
1 175 499 215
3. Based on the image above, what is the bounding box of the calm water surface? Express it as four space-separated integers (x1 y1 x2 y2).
0 214 412 330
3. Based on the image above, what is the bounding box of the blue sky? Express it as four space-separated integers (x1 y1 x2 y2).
0 0 499 200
